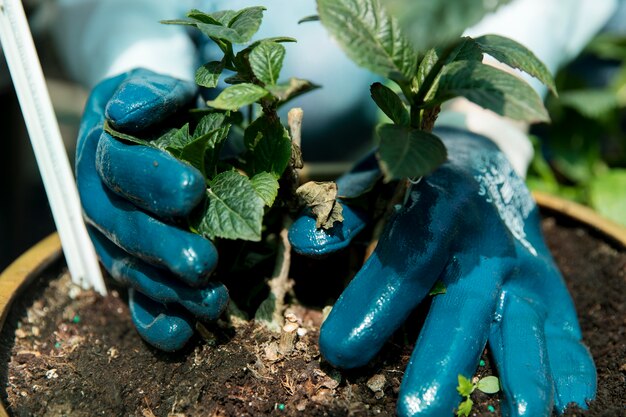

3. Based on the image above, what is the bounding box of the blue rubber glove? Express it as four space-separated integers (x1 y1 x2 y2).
289 127 596 417
77 68 229 351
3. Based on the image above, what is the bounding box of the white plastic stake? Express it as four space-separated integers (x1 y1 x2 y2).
0 0 106 295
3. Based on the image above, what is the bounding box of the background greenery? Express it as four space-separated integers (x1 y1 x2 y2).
527 32 626 226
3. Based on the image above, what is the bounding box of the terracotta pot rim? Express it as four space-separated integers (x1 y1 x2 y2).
532 191 626 248
0 194 624 417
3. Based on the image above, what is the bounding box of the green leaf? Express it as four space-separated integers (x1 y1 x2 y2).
207 83 269 110
160 19 198 27
195 61 224 89
456 398 473 417
195 23 244 44
416 48 439 90
370 82 409 125
456 374 475 397
385 0 511 53
415 38 483 99
209 10 239 26
476 376 500 394
559 89 619 120
376 124 447 181
152 124 191 152
192 7 265 44
247 36 298 47
298 15 320 24
103 121 151 146
432 61 550 123
183 125 230 176
251 172 280 206
267 78 321 104
428 280 447 296
249 41 286 85
589 169 626 227
229 6 266 43
448 37 484 63
186 9 222 25
244 115 292 177
474 34 557 95
199 171 264 241
317 0 417 83
193 113 227 138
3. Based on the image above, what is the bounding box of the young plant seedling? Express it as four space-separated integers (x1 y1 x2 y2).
456 374 501 416
314 0 556 185
105 6 335 244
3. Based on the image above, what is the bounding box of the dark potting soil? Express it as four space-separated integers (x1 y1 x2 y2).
1 214 625 417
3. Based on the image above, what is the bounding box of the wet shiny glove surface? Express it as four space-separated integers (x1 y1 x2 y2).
289 127 596 417
77 68 228 351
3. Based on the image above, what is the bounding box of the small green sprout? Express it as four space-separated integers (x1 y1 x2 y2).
456 374 501 416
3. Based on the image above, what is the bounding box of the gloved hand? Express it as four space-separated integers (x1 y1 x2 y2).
77 68 229 351
289 127 596 417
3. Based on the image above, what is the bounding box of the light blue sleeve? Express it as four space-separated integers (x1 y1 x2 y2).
51 0 197 88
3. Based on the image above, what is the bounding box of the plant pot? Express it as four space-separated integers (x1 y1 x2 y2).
1 193 624 417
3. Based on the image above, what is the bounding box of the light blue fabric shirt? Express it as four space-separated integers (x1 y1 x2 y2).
49 0 620 162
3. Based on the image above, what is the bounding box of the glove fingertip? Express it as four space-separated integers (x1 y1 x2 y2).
105 68 196 132
289 205 368 257
96 133 205 217
129 288 194 352
172 236 219 287
189 281 230 321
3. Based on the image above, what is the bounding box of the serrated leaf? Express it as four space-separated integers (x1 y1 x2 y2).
195 61 224 89
244 115 292 177
209 10 239 26
182 125 230 176
415 38 483 98
229 6 266 43
474 34 557 95
193 113 227 138
196 22 244 44
370 82 409 125
267 78 321 104
199 171 264 241
298 15 320 24
456 374 475 397
296 181 344 229
476 376 500 394
449 37 484 63
317 0 417 83
589 169 626 227
186 9 222 25
250 41 286 85
207 83 268 110
385 0 511 53
416 48 439 89
152 124 191 152
376 124 447 181
559 89 619 120
432 61 549 123
251 172 280 206
196 23 245 43
103 121 151 146
456 398 473 417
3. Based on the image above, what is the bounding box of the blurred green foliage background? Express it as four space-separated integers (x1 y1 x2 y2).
528 33 626 226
